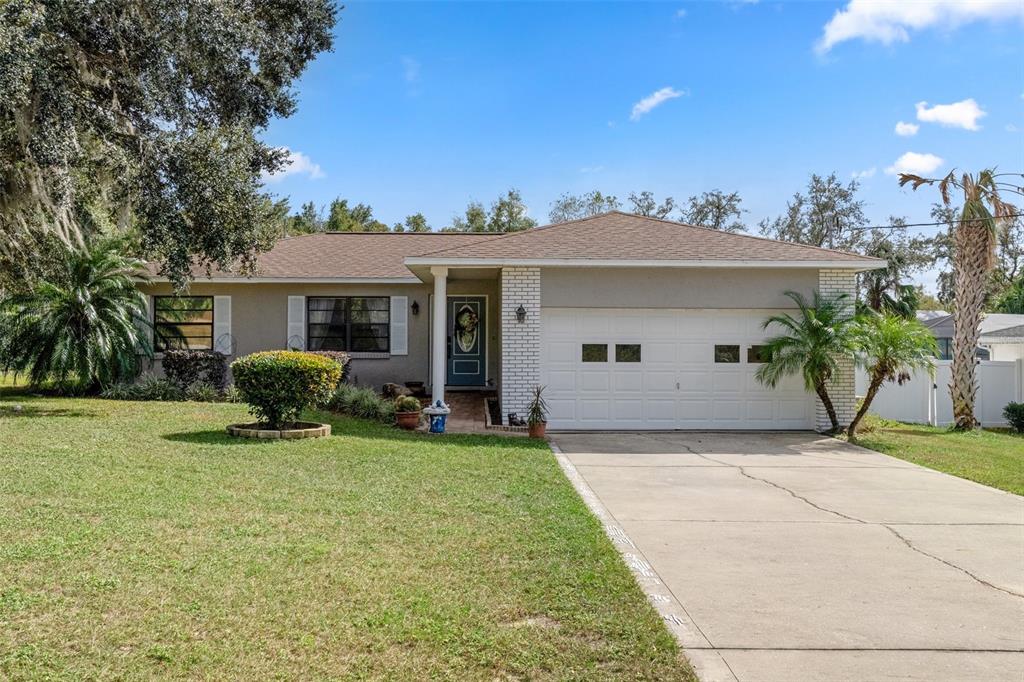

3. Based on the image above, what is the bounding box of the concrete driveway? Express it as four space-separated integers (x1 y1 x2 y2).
551 432 1024 682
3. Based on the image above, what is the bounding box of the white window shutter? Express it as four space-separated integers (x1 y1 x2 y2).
138 295 153 353
287 296 306 350
213 296 232 354
390 296 408 356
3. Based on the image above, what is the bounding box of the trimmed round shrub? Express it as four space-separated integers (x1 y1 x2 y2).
231 351 342 429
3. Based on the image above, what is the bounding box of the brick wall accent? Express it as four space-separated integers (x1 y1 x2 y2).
500 267 541 420
817 268 857 432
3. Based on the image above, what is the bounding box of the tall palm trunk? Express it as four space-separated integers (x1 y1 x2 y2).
814 379 839 433
848 375 883 439
950 215 994 430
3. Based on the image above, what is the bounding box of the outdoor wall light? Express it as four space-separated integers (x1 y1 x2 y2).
515 305 527 323
411 300 420 316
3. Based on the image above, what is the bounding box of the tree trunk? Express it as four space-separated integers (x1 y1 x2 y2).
815 381 840 434
950 223 991 430
847 373 883 440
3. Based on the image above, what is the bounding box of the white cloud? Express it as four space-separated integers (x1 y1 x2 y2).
630 86 686 121
579 165 606 174
674 8 687 19
401 56 420 83
852 167 877 179
1007 123 1019 133
816 0 1024 54
915 98 986 130
894 121 919 136
885 151 944 176
262 148 325 183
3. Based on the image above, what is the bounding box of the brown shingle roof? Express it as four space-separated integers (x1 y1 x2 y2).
146 232 497 280
411 212 883 265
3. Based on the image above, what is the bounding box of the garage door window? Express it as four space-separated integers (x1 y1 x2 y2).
582 344 608 362
747 345 770 363
714 345 740 363
615 344 641 362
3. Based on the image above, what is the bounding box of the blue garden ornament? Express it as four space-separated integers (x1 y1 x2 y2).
423 400 451 434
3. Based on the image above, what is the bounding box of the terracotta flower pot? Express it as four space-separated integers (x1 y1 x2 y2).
396 411 420 430
528 421 547 439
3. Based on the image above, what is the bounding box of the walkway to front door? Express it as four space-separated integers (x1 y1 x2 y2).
447 296 486 386
552 431 1024 682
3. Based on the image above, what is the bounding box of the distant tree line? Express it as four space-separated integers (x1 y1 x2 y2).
276 171 1022 314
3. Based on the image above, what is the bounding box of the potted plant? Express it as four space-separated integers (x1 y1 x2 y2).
394 395 422 430
527 385 548 439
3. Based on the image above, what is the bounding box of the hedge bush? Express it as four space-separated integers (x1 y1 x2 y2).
162 350 228 392
307 350 351 383
1004 402 1024 434
231 351 341 429
101 376 185 401
329 383 395 423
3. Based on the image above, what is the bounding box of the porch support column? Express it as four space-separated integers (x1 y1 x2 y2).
431 266 448 406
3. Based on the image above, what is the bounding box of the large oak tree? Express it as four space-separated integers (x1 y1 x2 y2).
1 0 337 289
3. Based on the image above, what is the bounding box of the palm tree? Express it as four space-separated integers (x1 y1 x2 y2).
756 290 859 433
847 313 937 440
900 170 1019 429
0 239 151 391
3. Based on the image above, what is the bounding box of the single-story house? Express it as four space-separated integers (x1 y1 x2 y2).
141 212 885 431
920 312 1024 362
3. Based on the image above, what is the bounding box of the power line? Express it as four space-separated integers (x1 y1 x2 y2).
851 213 1024 231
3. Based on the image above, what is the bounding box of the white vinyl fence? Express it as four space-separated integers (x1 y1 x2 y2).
855 360 1024 427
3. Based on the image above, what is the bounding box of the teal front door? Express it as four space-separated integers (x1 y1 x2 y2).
447 296 486 386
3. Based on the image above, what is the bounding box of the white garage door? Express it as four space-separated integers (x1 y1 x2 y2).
540 308 815 430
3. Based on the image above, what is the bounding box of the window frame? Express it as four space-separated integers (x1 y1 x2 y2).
581 343 609 363
306 296 391 353
714 344 741 364
153 295 214 352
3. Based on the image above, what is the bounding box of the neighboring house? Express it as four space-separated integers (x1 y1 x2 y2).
141 212 884 431
921 313 1024 362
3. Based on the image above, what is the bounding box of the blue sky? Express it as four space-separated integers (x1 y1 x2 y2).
262 1 1024 288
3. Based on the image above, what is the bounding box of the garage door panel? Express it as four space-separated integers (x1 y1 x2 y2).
712 371 743 393
547 370 576 392
645 342 676 364
579 399 610 421
613 371 643 392
644 399 678 421
579 370 610 391
613 399 644 420
746 400 775 421
541 308 815 430
677 342 705 362
645 372 677 394
677 369 710 388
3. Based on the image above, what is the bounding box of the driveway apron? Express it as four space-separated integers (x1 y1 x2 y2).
552 432 1024 682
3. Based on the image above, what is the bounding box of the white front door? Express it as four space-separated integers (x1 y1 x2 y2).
540 308 815 430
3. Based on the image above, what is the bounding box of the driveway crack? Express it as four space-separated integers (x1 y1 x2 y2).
653 435 1024 601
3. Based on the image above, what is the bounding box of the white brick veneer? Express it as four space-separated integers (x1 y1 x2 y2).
500 267 541 420
817 268 857 432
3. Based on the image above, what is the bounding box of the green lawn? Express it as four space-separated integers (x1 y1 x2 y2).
0 395 692 680
849 415 1024 495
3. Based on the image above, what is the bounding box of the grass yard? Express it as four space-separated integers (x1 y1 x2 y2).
0 394 693 680
849 415 1024 495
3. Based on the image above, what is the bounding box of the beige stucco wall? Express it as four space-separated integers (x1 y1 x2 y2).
140 279 500 390
540 267 818 309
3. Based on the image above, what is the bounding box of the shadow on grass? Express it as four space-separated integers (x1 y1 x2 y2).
0 405 98 418
161 413 546 451
162 430 279 446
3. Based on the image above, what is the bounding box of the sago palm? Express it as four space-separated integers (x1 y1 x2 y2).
755 290 858 433
847 313 937 440
0 240 151 391
900 169 1018 429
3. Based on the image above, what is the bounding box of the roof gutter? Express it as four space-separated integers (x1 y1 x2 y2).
140 276 423 285
403 257 886 272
